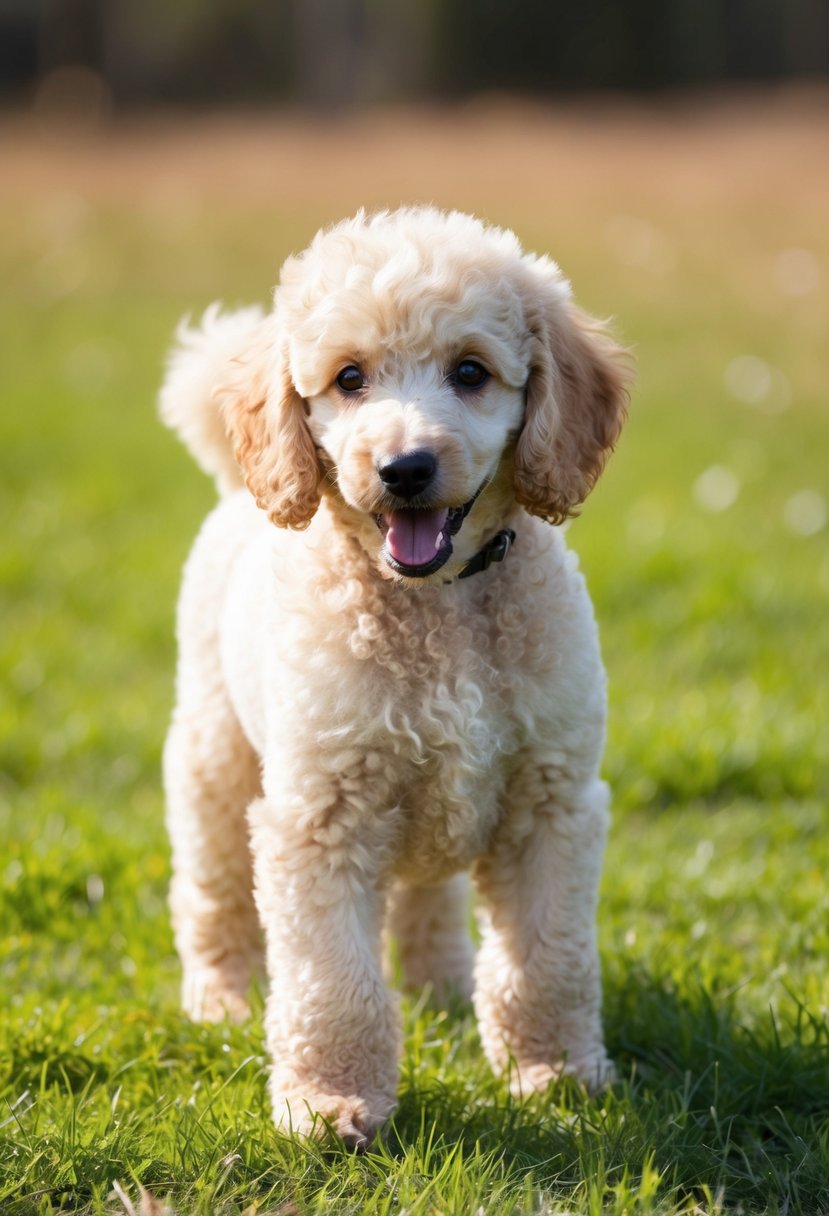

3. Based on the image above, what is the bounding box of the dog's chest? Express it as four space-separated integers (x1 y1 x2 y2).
340 593 524 881
236 539 572 882
390 668 508 881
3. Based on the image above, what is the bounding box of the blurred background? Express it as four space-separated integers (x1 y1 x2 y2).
1 0 827 826
2 6 829 1209
1 0 828 1025
2 0 829 110
1 7 829 1207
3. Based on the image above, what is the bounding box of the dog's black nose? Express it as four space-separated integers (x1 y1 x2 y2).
378 450 437 500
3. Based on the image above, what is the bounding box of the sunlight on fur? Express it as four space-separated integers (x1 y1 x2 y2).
159 206 632 1147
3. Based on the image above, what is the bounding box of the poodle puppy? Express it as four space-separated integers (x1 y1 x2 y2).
159 206 631 1146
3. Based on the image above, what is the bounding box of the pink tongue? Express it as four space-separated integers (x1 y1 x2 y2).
385 508 449 567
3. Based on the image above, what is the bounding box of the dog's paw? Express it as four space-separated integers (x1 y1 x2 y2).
272 1087 394 1150
181 968 251 1024
509 1051 616 1098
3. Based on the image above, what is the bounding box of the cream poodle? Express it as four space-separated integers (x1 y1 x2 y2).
159 206 631 1146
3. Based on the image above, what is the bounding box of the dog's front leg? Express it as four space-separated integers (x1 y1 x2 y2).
247 785 400 1148
473 764 613 1096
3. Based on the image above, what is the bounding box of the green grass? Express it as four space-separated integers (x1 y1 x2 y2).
2 110 829 1214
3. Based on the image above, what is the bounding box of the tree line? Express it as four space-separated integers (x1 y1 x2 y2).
3 0 828 106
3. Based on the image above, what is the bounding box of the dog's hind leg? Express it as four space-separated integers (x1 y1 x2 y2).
385 874 475 1004
164 692 262 1024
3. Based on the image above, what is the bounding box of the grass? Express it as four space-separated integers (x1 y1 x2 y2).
2 97 828 1213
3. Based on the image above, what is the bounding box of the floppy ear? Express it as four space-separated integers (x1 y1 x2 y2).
219 325 323 530
514 266 632 525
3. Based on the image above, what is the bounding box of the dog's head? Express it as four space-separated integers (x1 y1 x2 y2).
222 208 631 583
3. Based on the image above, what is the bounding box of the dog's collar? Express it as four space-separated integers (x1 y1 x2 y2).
453 528 516 582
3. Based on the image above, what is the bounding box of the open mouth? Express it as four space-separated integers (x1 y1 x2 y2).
374 490 481 578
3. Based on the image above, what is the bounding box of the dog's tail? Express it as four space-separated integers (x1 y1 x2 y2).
159 303 267 497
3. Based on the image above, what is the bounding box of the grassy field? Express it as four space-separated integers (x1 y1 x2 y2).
1 94 828 1214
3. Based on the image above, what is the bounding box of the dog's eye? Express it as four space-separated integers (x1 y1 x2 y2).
336 365 365 393
453 360 489 389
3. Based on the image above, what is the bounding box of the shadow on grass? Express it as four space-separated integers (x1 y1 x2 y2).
382 967 829 1213
4 973 828 1214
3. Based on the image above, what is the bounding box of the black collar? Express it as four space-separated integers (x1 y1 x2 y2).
455 528 516 581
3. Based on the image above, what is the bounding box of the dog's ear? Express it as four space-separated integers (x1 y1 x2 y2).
220 326 323 530
514 262 632 525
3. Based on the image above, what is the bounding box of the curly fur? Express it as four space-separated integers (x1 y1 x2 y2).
159 206 631 1146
